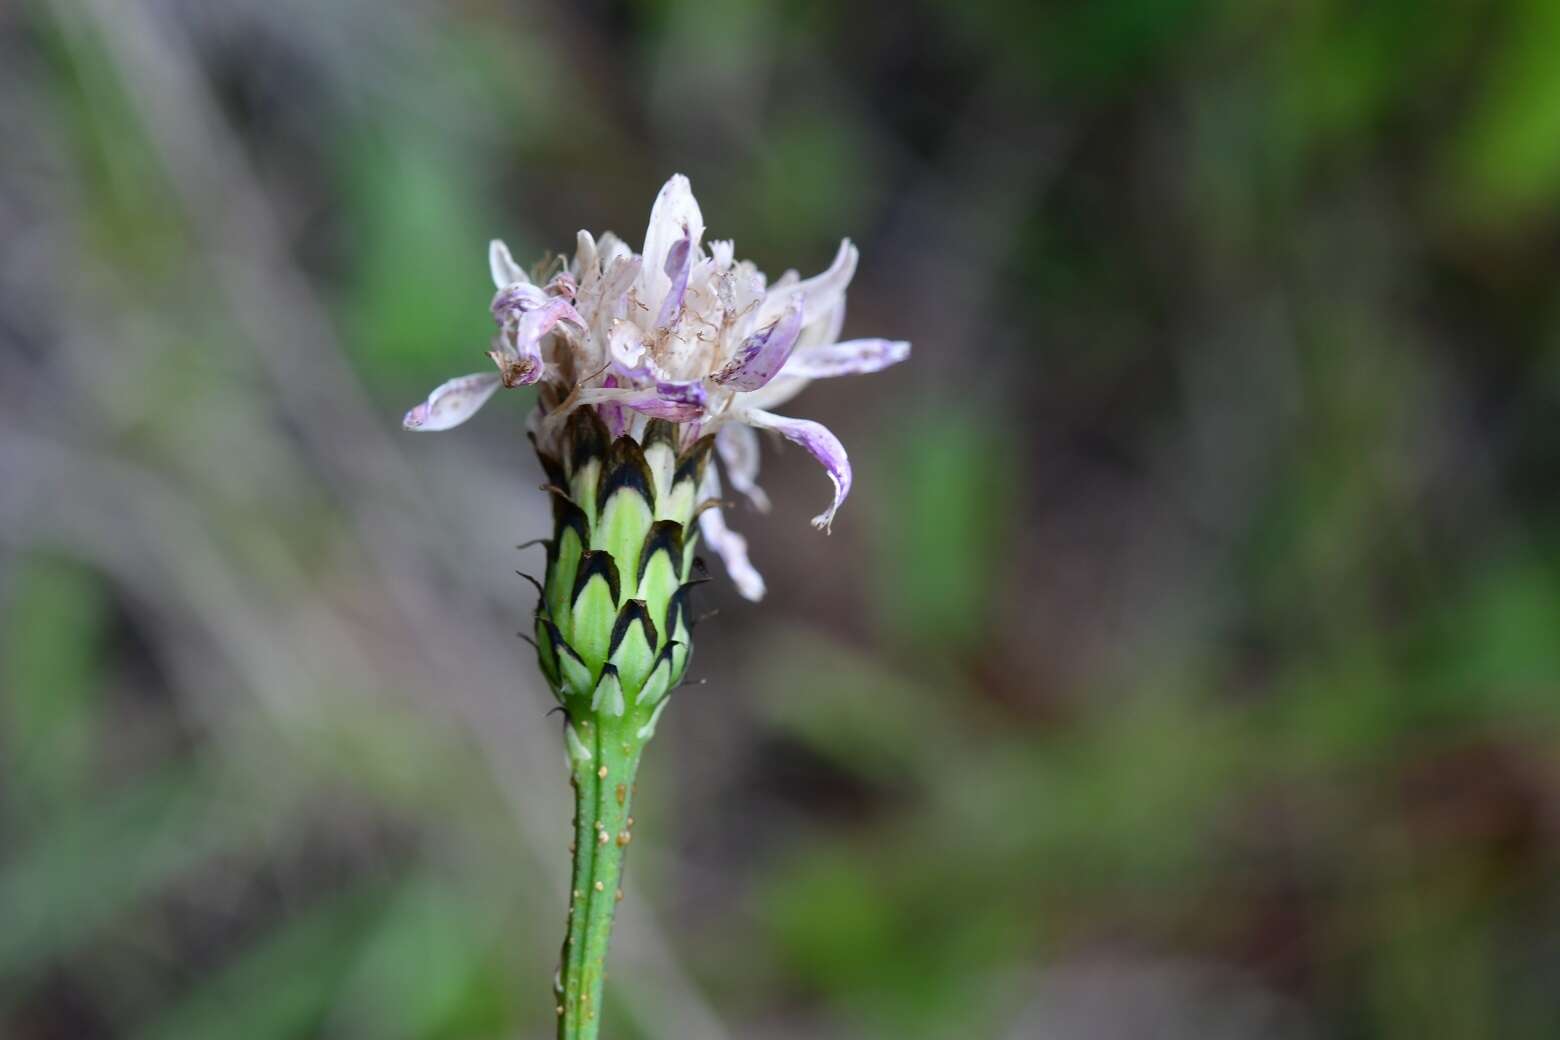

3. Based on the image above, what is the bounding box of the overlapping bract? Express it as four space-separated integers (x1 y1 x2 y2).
403 175 910 600
532 411 708 748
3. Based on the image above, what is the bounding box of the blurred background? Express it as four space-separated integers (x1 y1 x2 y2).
3 1 1559 1037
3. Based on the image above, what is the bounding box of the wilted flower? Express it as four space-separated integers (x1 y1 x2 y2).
402 176 907 1040
404 174 909 600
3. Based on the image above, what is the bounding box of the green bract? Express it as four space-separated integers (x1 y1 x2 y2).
533 411 705 744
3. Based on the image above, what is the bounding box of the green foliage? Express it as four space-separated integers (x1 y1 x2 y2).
336 133 496 382
873 405 1014 656
3 556 107 822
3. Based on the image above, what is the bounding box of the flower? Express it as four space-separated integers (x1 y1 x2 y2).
402 177 911 1039
403 174 910 599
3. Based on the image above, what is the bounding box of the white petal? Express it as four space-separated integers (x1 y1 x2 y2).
639 175 705 310
782 338 911 380
716 423 770 512
608 319 646 370
572 230 598 279
698 468 766 600
755 239 856 328
716 263 770 347
795 288 847 353
489 240 528 289
596 231 632 267
744 408 852 530
403 372 502 431
598 256 642 318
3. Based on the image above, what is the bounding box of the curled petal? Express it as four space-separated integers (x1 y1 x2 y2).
698 469 766 600
518 295 585 340
782 338 911 380
491 282 550 321
655 226 694 329
756 239 856 328
489 239 529 289
574 380 708 422
492 296 586 386
744 408 852 530
403 372 502 431
714 292 804 392
716 423 770 512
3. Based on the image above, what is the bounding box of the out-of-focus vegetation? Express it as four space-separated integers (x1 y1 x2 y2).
2 1 1558 1038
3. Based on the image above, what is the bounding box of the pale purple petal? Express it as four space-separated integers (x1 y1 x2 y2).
744 408 852 530
625 398 705 422
655 228 693 329
489 240 528 289
574 380 708 422
598 375 629 438
698 468 766 600
781 338 911 380
652 380 707 408
713 292 804 392
642 380 705 408
403 372 502 431
716 423 770 512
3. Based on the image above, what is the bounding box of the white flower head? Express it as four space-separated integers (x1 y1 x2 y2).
404 175 911 599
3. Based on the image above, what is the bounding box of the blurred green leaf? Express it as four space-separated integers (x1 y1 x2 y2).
327 879 515 1039
336 131 498 384
2 555 107 823
872 404 1016 655
135 880 397 1040
1442 0 1560 228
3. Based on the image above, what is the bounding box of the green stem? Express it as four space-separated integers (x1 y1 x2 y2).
558 716 643 1040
